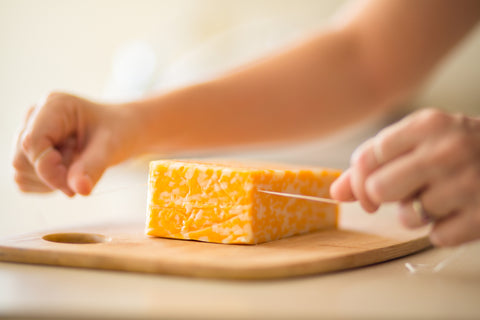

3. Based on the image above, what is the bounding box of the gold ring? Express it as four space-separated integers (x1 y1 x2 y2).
412 198 431 222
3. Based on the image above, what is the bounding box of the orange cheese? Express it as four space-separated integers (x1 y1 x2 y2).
146 160 341 244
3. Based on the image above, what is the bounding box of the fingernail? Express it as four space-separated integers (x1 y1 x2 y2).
62 188 75 198
79 174 93 196
83 174 93 195
363 202 379 213
329 175 349 201
70 174 93 196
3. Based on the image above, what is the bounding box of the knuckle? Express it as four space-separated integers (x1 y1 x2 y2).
374 133 389 157
419 108 444 122
452 113 477 134
454 113 469 127
39 91 76 112
355 150 370 172
426 132 474 173
20 132 34 152
353 141 377 172
417 108 451 132
12 155 26 171
44 91 67 103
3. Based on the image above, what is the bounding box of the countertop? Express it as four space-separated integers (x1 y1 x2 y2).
1 169 480 320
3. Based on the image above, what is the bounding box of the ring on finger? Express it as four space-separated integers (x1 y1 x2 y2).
34 146 54 166
412 198 433 222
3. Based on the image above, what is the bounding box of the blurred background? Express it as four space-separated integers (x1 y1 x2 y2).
1 0 479 236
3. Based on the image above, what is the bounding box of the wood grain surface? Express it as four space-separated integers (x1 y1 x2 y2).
0 208 431 279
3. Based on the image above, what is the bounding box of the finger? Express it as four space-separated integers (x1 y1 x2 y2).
20 96 79 196
67 131 111 195
352 110 456 205
58 135 78 168
365 147 428 204
12 147 36 174
22 125 61 166
356 109 453 167
21 93 79 167
17 183 54 193
35 147 75 197
14 167 50 183
350 139 380 212
12 150 58 193
430 207 480 247
365 129 475 204
422 166 479 219
14 173 54 193
12 106 36 171
348 111 434 211
397 199 430 229
13 130 54 192
330 168 355 201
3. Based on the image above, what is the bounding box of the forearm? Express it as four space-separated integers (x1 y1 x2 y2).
126 0 480 156
128 28 384 155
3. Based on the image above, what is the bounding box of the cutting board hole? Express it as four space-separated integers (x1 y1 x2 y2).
42 233 108 244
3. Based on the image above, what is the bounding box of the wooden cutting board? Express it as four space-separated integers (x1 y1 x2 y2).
0 206 430 279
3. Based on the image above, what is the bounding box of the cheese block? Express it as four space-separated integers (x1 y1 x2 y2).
146 160 341 244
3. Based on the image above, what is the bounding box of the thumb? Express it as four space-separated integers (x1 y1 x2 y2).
67 133 111 195
330 168 355 202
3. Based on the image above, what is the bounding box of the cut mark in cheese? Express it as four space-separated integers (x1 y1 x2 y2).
146 160 341 244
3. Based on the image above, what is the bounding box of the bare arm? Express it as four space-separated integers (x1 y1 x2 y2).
14 0 480 196
129 0 480 155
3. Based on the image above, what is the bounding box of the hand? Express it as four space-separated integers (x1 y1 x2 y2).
12 92 139 196
331 109 480 247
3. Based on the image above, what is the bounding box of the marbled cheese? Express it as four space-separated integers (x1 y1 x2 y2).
146 160 341 244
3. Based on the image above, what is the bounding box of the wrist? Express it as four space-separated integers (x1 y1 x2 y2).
116 94 181 157
114 100 151 157
121 84 214 157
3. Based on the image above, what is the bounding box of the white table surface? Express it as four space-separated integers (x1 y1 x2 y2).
1 167 479 320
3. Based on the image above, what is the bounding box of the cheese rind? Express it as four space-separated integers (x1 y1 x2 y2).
146 160 341 244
